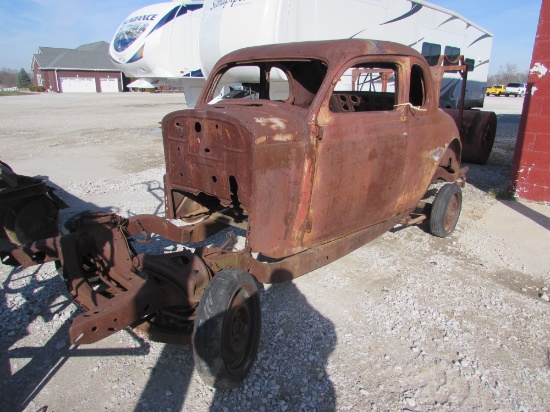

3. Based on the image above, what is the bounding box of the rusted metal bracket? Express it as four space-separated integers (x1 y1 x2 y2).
430 55 469 126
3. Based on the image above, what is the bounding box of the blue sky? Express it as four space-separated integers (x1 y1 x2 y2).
0 0 542 75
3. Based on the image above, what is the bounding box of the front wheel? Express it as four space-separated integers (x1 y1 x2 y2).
193 269 261 389
430 184 462 238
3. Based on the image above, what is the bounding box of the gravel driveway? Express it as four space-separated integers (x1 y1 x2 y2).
1 93 549 411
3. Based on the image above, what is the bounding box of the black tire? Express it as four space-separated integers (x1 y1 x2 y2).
430 184 462 238
462 111 497 165
193 269 261 389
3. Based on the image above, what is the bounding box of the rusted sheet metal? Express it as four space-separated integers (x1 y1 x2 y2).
0 161 65 249
246 215 404 283
162 103 312 259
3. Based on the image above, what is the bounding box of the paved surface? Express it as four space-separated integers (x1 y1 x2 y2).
0 92 549 411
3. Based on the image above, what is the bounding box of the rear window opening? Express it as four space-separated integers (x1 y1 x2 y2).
330 62 398 112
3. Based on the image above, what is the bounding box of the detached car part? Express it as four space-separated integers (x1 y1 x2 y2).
0 160 65 248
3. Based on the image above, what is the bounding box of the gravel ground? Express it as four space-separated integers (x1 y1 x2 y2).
1 93 549 411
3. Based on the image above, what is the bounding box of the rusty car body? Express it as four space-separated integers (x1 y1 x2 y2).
3 39 471 388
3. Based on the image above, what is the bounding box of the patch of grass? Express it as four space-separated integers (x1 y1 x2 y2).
0 90 32 96
488 188 517 200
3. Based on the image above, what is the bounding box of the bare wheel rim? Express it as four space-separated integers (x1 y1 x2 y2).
222 284 258 375
444 193 461 233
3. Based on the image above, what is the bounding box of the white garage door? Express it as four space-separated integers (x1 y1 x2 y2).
100 78 119 93
60 77 96 93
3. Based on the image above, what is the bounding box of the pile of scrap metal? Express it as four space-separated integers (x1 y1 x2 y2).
0 160 66 250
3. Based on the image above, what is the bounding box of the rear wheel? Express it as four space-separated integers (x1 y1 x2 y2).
430 184 462 238
193 269 261 389
465 111 497 165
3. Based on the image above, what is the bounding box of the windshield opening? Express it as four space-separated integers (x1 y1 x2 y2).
207 59 327 109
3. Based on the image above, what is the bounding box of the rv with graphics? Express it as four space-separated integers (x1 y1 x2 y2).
110 0 493 109
109 0 204 91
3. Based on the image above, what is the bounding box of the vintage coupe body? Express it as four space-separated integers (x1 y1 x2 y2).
4 39 467 389
164 39 464 261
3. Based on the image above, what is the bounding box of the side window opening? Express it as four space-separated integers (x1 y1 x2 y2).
422 42 441 66
409 64 426 107
330 62 398 113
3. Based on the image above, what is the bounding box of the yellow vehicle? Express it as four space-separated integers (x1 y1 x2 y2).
486 84 506 96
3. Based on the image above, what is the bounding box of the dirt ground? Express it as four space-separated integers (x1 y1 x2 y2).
0 92 549 411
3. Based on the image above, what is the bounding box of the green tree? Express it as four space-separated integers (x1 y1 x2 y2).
16 68 32 88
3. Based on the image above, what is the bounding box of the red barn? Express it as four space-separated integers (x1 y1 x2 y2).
32 42 125 93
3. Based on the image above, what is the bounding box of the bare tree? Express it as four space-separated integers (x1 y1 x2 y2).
0 68 18 88
487 63 528 85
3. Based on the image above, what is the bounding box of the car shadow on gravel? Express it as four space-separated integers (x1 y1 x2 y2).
130 231 336 411
133 344 195 411
131 280 337 411
208 281 336 411
0 265 150 412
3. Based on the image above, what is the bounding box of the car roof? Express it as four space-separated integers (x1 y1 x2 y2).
214 39 426 69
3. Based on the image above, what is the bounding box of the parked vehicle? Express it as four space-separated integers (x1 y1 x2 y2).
3 39 497 389
486 84 506 96
505 82 527 97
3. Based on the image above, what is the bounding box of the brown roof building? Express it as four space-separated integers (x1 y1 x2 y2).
32 42 126 93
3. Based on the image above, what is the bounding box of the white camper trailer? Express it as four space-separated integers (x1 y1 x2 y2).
199 0 493 109
109 1 204 90
110 0 493 108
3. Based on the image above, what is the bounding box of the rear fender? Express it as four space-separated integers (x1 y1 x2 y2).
433 138 462 183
